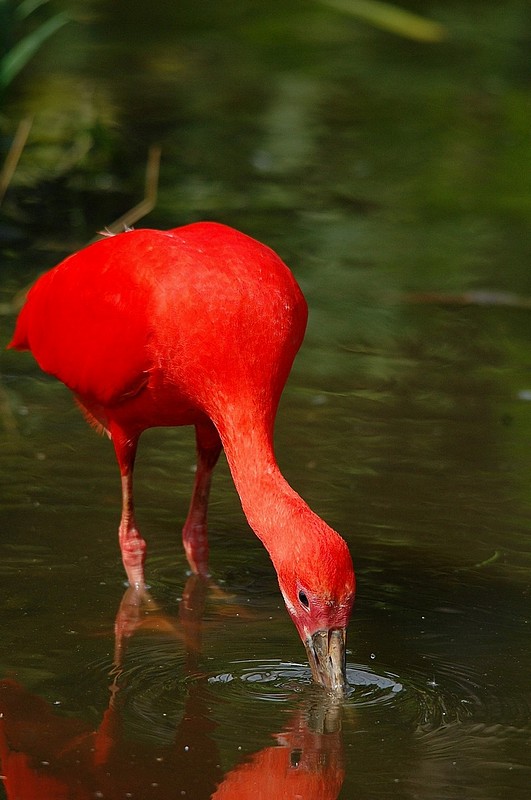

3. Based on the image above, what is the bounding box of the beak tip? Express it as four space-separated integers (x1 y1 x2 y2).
305 627 348 694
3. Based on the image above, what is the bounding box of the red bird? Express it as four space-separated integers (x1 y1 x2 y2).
9 222 355 691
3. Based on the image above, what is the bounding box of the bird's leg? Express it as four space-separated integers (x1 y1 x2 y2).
110 425 147 589
119 470 147 588
182 421 222 577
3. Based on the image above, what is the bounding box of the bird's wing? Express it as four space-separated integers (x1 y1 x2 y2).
9 234 154 407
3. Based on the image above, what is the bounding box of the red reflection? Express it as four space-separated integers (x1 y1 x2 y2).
212 707 344 800
0 578 344 799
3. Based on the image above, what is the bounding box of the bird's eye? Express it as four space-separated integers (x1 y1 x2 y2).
298 590 310 609
290 748 302 768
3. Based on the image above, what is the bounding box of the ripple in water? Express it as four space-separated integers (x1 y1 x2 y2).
85 647 507 740
205 659 403 705
203 657 493 733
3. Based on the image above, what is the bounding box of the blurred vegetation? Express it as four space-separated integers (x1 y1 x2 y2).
0 0 528 421
0 0 530 312
0 1 124 247
0 0 69 95
314 0 446 41
0 0 448 220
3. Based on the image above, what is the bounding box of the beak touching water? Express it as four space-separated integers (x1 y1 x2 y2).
304 628 347 694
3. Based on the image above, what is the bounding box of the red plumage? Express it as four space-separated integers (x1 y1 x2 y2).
9 222 354 691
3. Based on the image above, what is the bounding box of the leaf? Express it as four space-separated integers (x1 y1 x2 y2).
16 0 55 23
315 0 447 42
0 11 68 91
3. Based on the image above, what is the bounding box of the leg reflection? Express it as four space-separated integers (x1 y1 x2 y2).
0 579 345 800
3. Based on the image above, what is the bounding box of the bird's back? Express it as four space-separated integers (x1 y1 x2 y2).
10 223 308 428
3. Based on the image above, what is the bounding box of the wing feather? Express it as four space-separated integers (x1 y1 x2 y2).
9 232 155 407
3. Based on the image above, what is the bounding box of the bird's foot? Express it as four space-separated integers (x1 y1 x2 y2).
119 524 147 589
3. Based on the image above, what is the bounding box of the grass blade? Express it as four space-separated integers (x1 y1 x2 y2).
0 10 68 91
316 0 446 42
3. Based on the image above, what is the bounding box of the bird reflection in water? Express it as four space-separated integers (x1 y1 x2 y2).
0 577 345 799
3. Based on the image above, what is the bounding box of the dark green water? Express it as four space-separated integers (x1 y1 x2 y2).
1 2 530 798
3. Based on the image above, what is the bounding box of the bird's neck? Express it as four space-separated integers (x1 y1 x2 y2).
216 409 317 562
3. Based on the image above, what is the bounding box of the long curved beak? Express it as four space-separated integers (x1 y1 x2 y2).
304 628 347 694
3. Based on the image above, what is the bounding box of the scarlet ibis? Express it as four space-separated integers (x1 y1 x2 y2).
9 222 355 691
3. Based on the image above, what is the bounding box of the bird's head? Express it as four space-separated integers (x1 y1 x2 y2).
273 522 355 694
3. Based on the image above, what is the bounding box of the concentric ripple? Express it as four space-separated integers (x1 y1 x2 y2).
81 631 510 745
203 659 403 705
200 656 495 733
